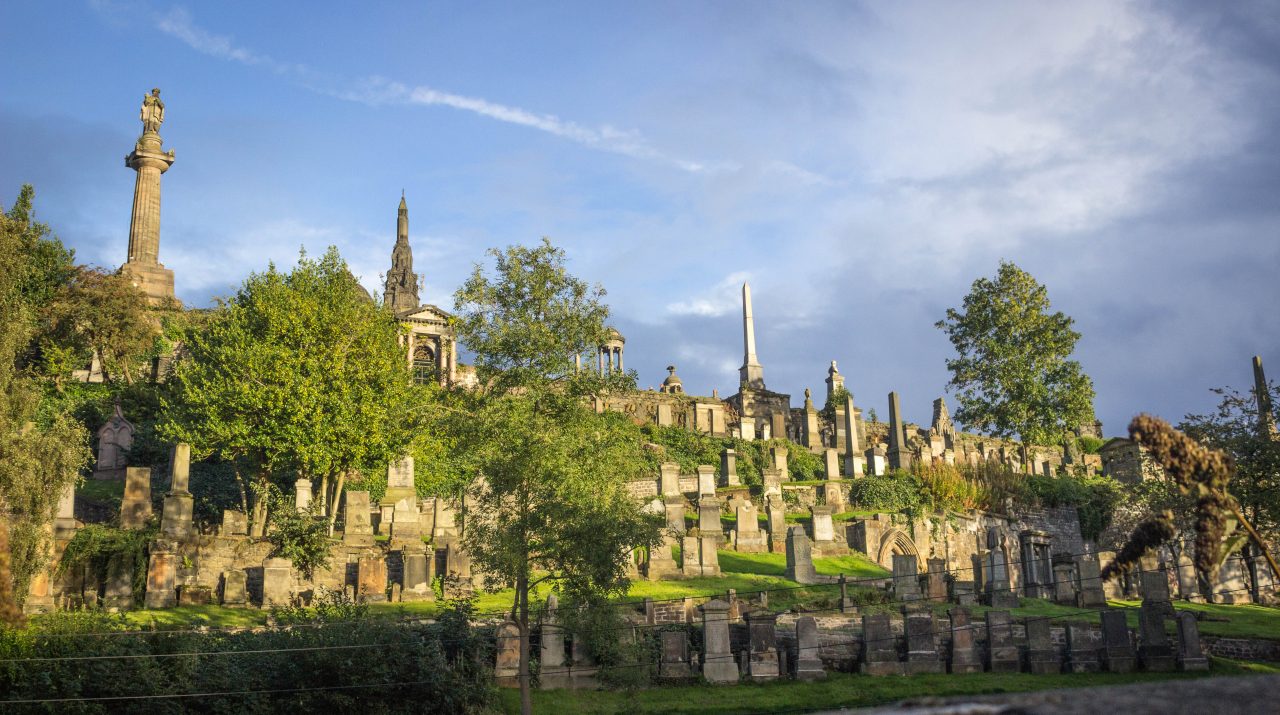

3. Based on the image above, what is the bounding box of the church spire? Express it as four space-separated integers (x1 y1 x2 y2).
385 193 419 314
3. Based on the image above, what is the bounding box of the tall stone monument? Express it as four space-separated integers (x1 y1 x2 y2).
886 392 912 471
121 88 177 304
383 193 420 314
739 283 765 389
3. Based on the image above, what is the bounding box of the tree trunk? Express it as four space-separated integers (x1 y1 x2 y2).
319 474 330 517
327 471 346 536
250 474 269 538
232 464 249 517
517 571 532 715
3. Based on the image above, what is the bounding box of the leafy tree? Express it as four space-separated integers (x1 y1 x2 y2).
0 187 90 611
160 248 419 537
46 266 159 385
936 261 1095 448
448 238 661 715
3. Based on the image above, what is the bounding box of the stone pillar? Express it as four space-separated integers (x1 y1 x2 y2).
143 539 177 609
294 478 312 512
699 599 739 683
495 620 521 687
860 613 903 675
721 449 740 487
261 557 292 607
947 607 982 673
843 394 865 477
886 391 912 471
160 444 193 539
984 610 1019 672
121 90 176 304
697 465 717 497
121 467 153 530
739 283 764 389
785 525 818 584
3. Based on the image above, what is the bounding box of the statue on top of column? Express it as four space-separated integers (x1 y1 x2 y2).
140 88 165 134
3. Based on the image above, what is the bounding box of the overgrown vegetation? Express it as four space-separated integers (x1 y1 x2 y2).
56 523 154 607
264 486 332 579
639 424 825 485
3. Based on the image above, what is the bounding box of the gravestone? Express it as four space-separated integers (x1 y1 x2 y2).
143 540 176 608
160 444 194 539
886 392 912 470
221 510 248 537
698 498 722 536
838 574 856 613
766 499 787 552
54 481 77 539
721 448 741 487
892 554 922 602
93 401 134 479
357 556 387 603
1019 530 1053 599
648 534 680 580
402 546 434 601
697 465 717 497
699 534 721 576
733 503 767 553
1100 609 1136 673
785 525 819 584
682 535 703 577
823 448 840 479
1140 565 1174 616
925 557 947 603
770 446 788 474
904 613 944 674
494 620 520 687
103 552 134 611
660 462 681 497
860 613 903 675
810 506 834 544
1137 603 1175 672
659 630 692 679
1175 611 1209 671
744 611 780 681
1074 553 1106 607
665 496 686 535
762 468 783 500
1067 624 1101 673
540 594 571 689
985 610 1020 672
1053 561 1077 604
342 491 374 546
262 557 292 607
952 580 977 606
120 467 153 529
794 616 826 680
948 607 982 673
867 446 886 476
843 394 865 477
390 499 422 543
294 477 312 512
1025 616 1060 674
220 569 247 606
700 599 739 683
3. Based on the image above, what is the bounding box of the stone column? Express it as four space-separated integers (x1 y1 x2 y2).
143 539 178 609
700 599 739 683
886 391 912 471
160 443 193 539
121 92 177 304
739 283 764 388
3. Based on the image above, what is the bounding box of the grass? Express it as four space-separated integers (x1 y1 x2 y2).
77 478 124 504
498 658 1280 715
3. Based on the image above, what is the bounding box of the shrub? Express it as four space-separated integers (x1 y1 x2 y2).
265 485 331 579
848 471 923 516
913 462 985 512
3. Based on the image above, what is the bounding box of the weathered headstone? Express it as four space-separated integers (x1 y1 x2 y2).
660 462 681 497
892 553 922 602
860 613 903 675
904 613 944 674
985 610 1019 672
342 491 374 546
733 503 767 553
1067 623 1101 673
1140 565 1174 616
843 394 865 477
1075 553 1106 607
262 557 292 607
948 607 982 673
721 450 742 488
794 616 826 680
985 529 1019 608
762 468 783 500
1019 530 1053 599
54 481 77 539
698 497 722 536
294 477 312 512
160 444 194 539
867 446 886 476
810 506 834 544
357 556 387 603
1100 609 1136 673
402 546 434 601
390 498 422 543
93 401 134 479
1053 561 1077 605
766 498 786 552
494 620 521 687
648 534 680 580
697 465 717 497
743 611 780 681
540 594 571 689
1025 616 1060 674
785 525 819 584
103 552 134 611
143 539 176 608
823 448 840 480
221 510 248 537
1137 603 1175 672
925 557 947 603
700 599 739 683
952 580 977 606
659 630 692 679
770 446 788 475
1175 611 1209 671
120 467 153 529
220 569 247 606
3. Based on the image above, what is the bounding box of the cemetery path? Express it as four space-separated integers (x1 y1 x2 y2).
808 673 1280 715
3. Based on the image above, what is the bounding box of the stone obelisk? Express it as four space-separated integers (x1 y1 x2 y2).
121 88 176 304
1255 356 1277 437
740 283 765 389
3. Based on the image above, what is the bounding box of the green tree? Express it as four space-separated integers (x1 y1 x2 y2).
936 261 1095 449
0 187 90 612
159 248 419 537
448 239 661 715
46 266 159 385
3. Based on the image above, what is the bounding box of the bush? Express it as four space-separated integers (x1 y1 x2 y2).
1078 435 1105 454
848 471 923 516
1027 472 1122 542
265 485 331 579
57 523 153 607
558 592 652 689
912 462 985 512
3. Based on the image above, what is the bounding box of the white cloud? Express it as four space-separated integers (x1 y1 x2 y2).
664 271 751 318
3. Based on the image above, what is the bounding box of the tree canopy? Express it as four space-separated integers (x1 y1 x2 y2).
936 260 1096 446
159 247 420 536
447 238 660 715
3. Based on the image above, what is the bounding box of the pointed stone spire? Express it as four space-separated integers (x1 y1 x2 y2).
1254 356 1277 437
740 283 765 389
385 193 419 314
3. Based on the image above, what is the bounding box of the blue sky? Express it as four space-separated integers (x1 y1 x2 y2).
2 1 1278 436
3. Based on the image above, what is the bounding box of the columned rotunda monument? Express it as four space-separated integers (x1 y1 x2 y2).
121 88 177 304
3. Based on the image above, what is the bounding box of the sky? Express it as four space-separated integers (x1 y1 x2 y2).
2 1 1278 436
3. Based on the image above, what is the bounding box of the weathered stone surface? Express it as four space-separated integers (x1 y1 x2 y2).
540 594 571 689
160 492 193 539
948 607 982 673
143 540 176 609
221 510 248 537
402 548 435 601
700 599 739 683
733 503 767 553
659 630 693 679
1100 609 1136 673
262 557 292 607
985 610 1019 672
886 392 912 471
785 525 818 584
121 467 153 529
357 556 387 603
1138 603 1175 672
665 496 686 535
794 616 826 680
177 584 211 606
1025 616 1060 674
1075 553 1106 607
697 465 717 497
342 491 374 546
1176 611 1209 671
495 620 520 687
93 402 134 478
860 613 903 676
905 613 944 674
103 552 134 611
925 557 947 603
744 611 780 681
1053 561 1077 604
220 569 247 606
893 553 922 602
810 505 834 543
1067 623 1101 673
